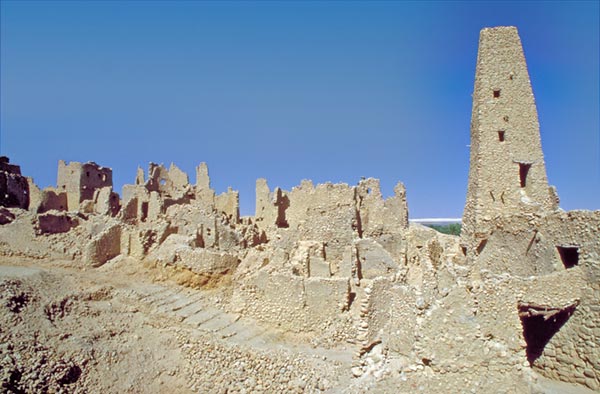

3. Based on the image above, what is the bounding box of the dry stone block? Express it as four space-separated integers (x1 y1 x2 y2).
84 224 121 266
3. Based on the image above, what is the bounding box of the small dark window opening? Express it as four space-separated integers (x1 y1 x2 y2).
519 163 531 188
140 202 149 222
86 171 90 177
493 89 501 98
498 131 505 142
503 116 509 122
476 239 488 255
518 302 577 365
460 245 467 256
557 246 579 268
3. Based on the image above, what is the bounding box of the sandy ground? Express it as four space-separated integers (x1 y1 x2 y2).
1 256 597 394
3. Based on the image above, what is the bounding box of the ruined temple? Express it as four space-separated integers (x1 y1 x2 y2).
0 26 598 393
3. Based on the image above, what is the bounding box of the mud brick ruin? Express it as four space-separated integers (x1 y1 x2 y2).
0 26 598 393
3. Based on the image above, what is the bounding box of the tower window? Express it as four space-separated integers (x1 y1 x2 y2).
493 89 501 98
556 245 579 268
519 163 531 188
498 131 505 142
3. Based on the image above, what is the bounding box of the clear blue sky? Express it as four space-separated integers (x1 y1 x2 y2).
1 1 598 218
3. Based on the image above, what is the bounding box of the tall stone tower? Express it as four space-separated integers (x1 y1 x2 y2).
461 27 558 247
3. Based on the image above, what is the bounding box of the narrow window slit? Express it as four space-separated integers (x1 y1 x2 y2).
498 130 505 142
493 89 501 98
476 239 488 255
519 163 531 188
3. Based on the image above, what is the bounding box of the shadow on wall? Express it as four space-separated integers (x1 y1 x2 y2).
518 302 578 365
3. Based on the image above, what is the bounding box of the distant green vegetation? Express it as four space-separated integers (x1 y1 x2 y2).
427 223 462 236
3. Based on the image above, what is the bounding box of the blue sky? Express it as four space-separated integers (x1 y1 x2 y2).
1 1 598 218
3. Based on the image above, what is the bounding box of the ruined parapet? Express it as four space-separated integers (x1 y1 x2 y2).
92 186 120 217
356 178 385 237
462 27 557 250
0 156 29 209
383 182 409 232
37 188 68 213
254 179 289 231
195 162 215 209
257 177 409 265
286 180 358 263
215 187 240 224
145 163 191 200
26 178 42 212
57 160 112 211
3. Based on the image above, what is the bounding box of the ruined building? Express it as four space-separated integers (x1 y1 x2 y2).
0 26 598 393
460 26 599 389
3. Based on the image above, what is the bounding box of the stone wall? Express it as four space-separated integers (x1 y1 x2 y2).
0 157 29 209
57 160 112 211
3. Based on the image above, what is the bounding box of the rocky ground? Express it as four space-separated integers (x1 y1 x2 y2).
1 255 597 394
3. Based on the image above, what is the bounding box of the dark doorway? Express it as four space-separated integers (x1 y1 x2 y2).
518 302 577 365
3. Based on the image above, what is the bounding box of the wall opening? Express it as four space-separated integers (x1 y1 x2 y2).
519 163 531 188
493 89 501 98
503 116 509 122
476 239 488 255
498 130 505 142
556 245 579 269
275 194 290 228
140 202 149 222
518 301 578 365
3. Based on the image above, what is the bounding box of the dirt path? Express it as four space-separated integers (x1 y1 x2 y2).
0 258 353 393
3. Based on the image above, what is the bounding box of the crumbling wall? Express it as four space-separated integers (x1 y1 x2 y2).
254 179 281 229
0 157 29 209
84 223 121 266
38 188 68 214
57 160 112 211
366 278 416 356
233 269 354 342
92 187 120 217
215 188 240 224
36 212 78 235
195 162 215 210
26 178 42 212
